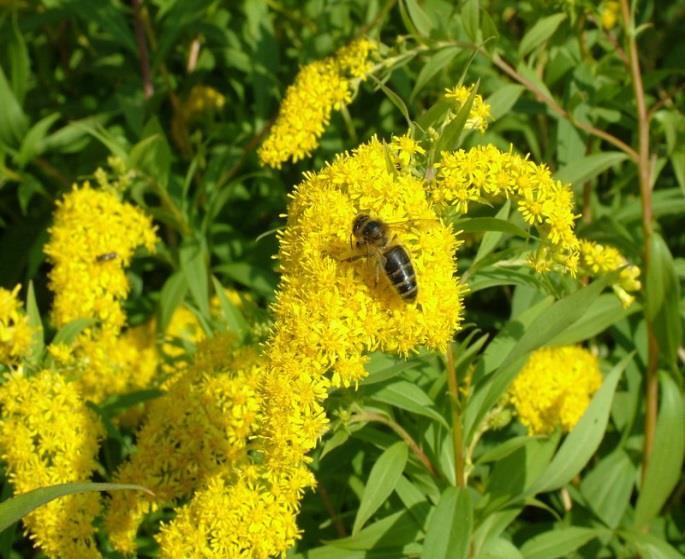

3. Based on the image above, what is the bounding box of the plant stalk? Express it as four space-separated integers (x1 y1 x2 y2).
446 343 465 487
619 0 657 480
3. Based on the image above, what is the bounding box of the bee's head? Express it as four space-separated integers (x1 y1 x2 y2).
352 214 371 238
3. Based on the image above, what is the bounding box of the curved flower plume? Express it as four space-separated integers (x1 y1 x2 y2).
44 181 157 333
508 345 603 435
0 369 104 558
0 285 33 367
258 38 377 168
260 136 465 470
105 342 264 554
430 144 641 301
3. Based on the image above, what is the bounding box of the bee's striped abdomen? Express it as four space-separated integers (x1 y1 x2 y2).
383 245 418 302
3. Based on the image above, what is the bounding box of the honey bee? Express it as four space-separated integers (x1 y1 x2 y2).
95 252 118 263
345 214 418 303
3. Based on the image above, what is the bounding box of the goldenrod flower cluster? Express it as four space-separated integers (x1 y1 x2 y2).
105 343 265 554
171 85 226 155
579 240 641 306
599 0 621 29
0 369 104 558
0 285 33 366
430 144 641 301
508 345 603 435
44 181 157 333
261 135 464 471
444 85 491 132
258 38 377 168
156 466 308 558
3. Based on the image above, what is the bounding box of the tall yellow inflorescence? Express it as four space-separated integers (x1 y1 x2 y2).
43 178 158 402
0 369 104 558
430 144 640 302
444 85 492 132
261 136 465 471
258 38 377 168
44 180 157 334
508 345 603 435
105 342 265 554
0 285 33 366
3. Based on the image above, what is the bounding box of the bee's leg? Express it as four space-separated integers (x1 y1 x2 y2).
375 252 387 287
338 254 367 263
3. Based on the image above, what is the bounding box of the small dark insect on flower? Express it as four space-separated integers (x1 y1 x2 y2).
343 214 418 303
95 252 118 263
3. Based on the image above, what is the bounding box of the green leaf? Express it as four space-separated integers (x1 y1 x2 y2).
158 272 188 333
520 527 601 559
211 276 249 339
622 530 685 559
0 64 28 148
7 13 30 104
130 120 172 190
326 510 421 550
466 278 609 442
461 0 480 42
526 355 630 494
369 74 412 127
580 449 635 528
547 294 634 346
17 113 61 167
0 482 152 534
320 429 350 460
487 84 525 120
555 152 629 185
362 352 420 385
416 98 452 131
434 83 478 154
633 372 685 527
74 121 128 159
403 0 434 36
352 442 409 534
367 380 449 428
411 46 460 102
25 281 44 363
519 13 567 58
421 487 473 559
51 318 97 345
645 233 682 366
475 203 514 263
480 538 524 559
180 239 210 319
215 262 278 297
477 436 537 465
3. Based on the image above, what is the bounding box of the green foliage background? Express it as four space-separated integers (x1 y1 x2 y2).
0 0 684 558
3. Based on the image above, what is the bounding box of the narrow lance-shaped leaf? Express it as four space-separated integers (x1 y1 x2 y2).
633 372 685 527
525 354 631 495
352 442 409 534
0 482 152 534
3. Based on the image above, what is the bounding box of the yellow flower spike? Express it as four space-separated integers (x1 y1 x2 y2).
444 85 492 132
104 344 264 554
258 136 465 476
156 466 311 559
72 324 159 403
0 369 104 558
431 144 639 296
258 38 377 168
0 285 33 366
508 345 603 435
44 181 157 333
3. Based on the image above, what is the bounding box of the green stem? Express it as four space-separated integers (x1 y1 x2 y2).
619 0 657 484
446 343 465 487
350 411 440 479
